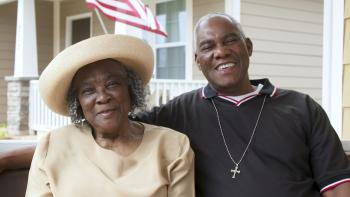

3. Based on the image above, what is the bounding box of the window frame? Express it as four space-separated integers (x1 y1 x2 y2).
153 0 193 80
65 12 92 47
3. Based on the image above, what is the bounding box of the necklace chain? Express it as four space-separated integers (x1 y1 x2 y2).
211 95 267 178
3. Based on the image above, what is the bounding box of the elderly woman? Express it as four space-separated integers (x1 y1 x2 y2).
25 35 194 197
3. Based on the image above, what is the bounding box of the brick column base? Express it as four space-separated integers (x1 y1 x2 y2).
5 76 38 136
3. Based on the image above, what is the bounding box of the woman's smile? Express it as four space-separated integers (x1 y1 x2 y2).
96 108 117 118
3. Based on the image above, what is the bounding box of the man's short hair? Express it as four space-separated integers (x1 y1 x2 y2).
193 13 246 52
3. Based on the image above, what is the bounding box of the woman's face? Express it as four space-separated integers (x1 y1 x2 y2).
73 59 131 135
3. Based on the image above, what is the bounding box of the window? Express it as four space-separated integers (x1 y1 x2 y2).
66 13 92 47
155 0 187 79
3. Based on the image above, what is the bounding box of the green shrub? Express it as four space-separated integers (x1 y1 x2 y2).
0 123 8 139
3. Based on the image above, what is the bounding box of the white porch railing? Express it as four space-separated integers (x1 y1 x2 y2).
29 79 207 133
29 80 71 133
147 79 207 107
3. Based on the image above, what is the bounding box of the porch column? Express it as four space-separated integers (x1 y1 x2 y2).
14 0 38 77
225 0 241 21
6 0 38 135
322 0 344 136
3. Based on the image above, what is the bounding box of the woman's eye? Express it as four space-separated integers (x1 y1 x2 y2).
106 81 119 88
81 88 94 95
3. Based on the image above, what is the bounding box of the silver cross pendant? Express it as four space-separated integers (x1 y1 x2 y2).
231 164 240 178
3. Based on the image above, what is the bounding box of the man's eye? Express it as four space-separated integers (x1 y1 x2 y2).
225 38 238 44
200 45 212 51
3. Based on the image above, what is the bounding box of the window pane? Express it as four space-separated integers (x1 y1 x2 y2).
72 18 90 45
156 0 186 44
156 46 185 79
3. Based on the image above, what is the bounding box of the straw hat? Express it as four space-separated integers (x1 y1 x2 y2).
39 34 154 116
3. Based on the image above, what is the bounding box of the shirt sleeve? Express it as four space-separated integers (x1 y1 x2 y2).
135 100 177 129
167 134 195 197
25 133 53 197
135 105 166 125
306 96 350 192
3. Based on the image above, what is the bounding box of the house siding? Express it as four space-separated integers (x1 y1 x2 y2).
241 0 323 103
343 0 350 138
36 0 54 74
0 2 16 123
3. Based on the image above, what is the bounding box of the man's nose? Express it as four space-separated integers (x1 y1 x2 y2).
213 45 230 59
96 89 111 103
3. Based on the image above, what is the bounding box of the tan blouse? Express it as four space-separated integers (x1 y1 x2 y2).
26 123 194 197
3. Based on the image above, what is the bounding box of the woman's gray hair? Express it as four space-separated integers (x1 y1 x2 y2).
66 65 147 127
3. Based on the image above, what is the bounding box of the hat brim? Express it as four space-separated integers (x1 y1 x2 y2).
39 34 154 116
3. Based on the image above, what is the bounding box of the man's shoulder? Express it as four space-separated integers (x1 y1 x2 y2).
174 87 202 99
168 87 203 104
273 88 320 109
252 78 310 101
275 88 308 98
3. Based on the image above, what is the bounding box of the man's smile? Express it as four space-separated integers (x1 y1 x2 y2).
216 63 236 71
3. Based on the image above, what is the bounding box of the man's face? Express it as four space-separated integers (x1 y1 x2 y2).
195 16 253 96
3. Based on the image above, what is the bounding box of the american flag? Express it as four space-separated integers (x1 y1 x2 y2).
86 0 167 37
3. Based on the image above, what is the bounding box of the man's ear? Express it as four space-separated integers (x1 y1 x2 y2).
195 53 202 70
245 38 253 56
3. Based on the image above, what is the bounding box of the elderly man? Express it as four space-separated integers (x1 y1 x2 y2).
2 13 350 197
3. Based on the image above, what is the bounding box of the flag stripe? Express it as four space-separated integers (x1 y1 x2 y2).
96 0 138 17
87 0 139 18
86 0 167 36
128 0 146 19
98 0 131 11
86 2 167 36
88 2 150 27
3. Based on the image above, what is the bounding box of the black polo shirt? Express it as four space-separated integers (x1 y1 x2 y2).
136 78 350 197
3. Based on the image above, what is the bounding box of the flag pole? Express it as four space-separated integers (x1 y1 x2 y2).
94 9 108 34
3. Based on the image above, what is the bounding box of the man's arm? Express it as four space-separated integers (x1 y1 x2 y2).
322 182 350 197
0 146 36 173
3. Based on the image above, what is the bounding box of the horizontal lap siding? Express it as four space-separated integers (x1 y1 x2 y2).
343 0 350 138
241 0 323 103
0 2 16 123
36 0 53 74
